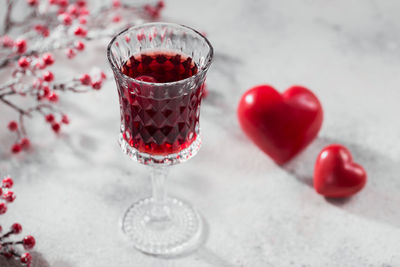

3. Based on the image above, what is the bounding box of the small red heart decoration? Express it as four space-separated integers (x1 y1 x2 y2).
314 144 367 198
237 85 323 164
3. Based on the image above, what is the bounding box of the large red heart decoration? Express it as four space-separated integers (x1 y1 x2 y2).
237 85 323 164
314 144 367 198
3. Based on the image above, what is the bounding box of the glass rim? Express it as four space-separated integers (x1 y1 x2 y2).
106 22 214 87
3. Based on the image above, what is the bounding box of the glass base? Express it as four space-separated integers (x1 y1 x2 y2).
122 197 204 256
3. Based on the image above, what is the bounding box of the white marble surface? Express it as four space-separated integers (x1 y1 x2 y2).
1 0 400 266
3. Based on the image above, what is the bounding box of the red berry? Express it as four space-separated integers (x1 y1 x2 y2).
2 248 14 259
79 7 89 15
73 26 87 36
76 0 86 7
100 71 107 80
42 53 54 65
8 121 18 131
2 177 14 188
18 57 30 68
2 250 13 259
48 92 59 102
61 114 70 124
3 191 16 202
78 16 87 24
11 223 22 234
52 123 61 133
34 24 43 32
12 143 22 153
0 188 2 195
20 253 32 264
43 71 54 82
49 0 57 5
60 13 72 25
23 236 36 249
58 0 68 7
144 5 159 18
0 225 2 232
20 138 31 150
112 0 121 8
42 86 50 97
42 27 50 37
79 74 91 85
75 41 85 51
1 35 14 47
15 39 27 54
45 114 55 122
157 0 165 8
27 0 38 6
66 48 76 59
67 4 78 16
112 15 121 23
0 203 7 214
91 80 102 90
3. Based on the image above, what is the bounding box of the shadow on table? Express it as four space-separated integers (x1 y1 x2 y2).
0 252 72 267
192 218 236 267
61 133 98 164
282 136 400 229
196 247 236 267
142 217 235 266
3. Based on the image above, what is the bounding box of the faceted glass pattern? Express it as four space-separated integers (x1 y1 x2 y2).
120 81 203 155
119 51 203 156
108 22 213 165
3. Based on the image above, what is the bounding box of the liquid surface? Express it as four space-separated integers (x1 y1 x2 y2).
121 51 198 83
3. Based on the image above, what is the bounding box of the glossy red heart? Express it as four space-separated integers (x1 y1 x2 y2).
237 85 323 164
314 144 367 198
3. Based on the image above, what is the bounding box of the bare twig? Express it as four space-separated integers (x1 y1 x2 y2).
3 0 15 35
0 95 30 116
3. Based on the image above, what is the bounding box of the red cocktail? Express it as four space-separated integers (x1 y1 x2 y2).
119 51 203 155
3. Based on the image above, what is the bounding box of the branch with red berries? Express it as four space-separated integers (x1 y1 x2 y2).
1 0 165 154
1 0 164 67
2 55 107 153
0 177 36 267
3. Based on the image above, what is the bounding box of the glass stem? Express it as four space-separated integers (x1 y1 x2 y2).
150 166 170 220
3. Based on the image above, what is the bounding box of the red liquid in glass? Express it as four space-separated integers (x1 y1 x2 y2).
119 51 202 155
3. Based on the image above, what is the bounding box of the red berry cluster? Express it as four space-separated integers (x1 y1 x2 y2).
52 0 89 58
33 24 50 37
51 0 89 25
0 1 89 61
80 69 107 90
144 1 165 19
15 52 59 102
44 113 70 134
7 121 31 154
5 66 107 153
0 177 15 214
0 177 36 267
0 36 27 54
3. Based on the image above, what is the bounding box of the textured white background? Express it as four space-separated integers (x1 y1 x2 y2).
1 0 400 266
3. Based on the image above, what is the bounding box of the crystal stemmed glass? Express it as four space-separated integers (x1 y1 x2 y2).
107 23 213 256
